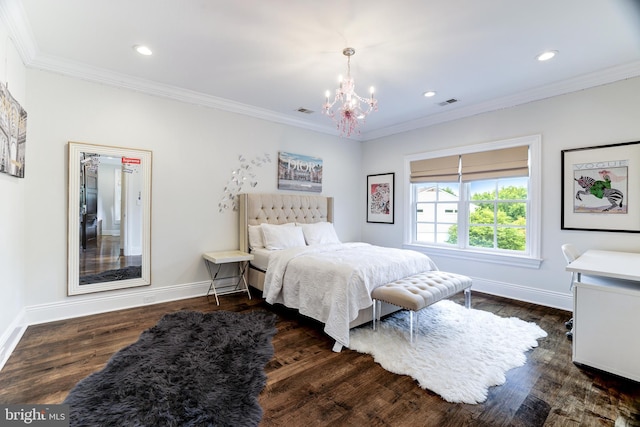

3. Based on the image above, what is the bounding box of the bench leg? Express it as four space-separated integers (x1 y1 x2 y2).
372 299 377 330
464 288 471 308
410 310 416 344
372 299 382 330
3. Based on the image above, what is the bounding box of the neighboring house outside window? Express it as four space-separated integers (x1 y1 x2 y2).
415 184 460 244
404 135 542 268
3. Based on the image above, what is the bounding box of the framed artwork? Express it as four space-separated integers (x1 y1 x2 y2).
367 172 394 224
561 140 640 232
277 151 323 193
0 82 28 178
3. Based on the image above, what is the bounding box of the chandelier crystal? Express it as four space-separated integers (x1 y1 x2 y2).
322 47 378 137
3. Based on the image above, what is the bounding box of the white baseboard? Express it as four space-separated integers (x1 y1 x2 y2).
0 309 28 372
470 277 572 312
1 277 570 372
0 281 211 372
25 280 211 326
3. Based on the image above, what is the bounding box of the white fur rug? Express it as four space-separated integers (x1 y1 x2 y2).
349 300 547 404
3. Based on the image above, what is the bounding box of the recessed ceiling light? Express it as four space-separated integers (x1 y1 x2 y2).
423 91 436 97
133 45 153 56
536 50 558 62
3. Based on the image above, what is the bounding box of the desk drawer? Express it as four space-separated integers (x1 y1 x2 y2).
573 281 640 382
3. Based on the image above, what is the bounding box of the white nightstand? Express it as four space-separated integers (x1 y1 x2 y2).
202 250 254 305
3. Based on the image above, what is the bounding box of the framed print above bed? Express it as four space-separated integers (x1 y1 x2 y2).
277 151 323 193
561 140 640 232
367 172 394 224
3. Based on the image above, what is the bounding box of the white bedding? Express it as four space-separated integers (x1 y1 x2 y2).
250 248 272 271
263 242 437 348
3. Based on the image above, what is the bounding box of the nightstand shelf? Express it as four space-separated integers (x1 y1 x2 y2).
202 250 254 305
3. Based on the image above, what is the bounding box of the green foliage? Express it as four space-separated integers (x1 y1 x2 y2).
446 224 458 244
441 186 458 197
447 185 526 251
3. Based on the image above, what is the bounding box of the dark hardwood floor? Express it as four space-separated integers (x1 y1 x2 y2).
79 235 141 276
1 291 638 426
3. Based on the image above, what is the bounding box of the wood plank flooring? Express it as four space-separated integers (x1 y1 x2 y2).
79 235 141 276
1 292 638 426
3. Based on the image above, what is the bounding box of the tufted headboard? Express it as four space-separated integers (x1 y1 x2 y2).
239 193 334 253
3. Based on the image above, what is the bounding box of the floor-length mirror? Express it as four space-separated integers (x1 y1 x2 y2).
68 142 152 295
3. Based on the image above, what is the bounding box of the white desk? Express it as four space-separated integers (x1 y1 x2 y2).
565 249 640 281
203 250 254 305
565 249 640 382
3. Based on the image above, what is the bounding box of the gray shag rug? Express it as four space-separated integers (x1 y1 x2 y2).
64 310 277 426
79 265 142 285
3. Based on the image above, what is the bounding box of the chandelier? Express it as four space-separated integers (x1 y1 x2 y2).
322 47 378 137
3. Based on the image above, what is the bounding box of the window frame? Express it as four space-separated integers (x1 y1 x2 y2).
414 182 461 245
404 135 542 269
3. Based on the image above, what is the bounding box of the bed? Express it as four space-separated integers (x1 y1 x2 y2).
239 193 438 351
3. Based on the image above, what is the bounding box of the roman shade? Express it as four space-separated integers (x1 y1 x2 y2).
410 155 459 183
460 146 529 181
410 146 529 183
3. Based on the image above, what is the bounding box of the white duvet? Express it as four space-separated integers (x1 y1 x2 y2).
263 242 437 348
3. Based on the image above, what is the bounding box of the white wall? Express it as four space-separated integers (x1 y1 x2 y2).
361 76 640 308
97 162 119 236
3 13 639 367
21 68 362 319
123 165 143 256
0 27 28 366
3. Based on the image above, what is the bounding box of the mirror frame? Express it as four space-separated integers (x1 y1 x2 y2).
68 141 152 295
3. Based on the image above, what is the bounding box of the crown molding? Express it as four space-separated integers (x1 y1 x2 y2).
0 0 342 138
4 0 639 143
31 52 340 135
361 60 640 141
0 0 37 62
40 54 636 143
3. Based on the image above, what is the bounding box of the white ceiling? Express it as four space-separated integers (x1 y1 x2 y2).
3 0 640 140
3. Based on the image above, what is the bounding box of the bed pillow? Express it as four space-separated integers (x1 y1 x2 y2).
300 222 341 245
248 225 265 250
261 223 306 250
248 222 294 249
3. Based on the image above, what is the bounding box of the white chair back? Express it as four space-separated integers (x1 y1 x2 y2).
561 243 582 291
561 243 581 264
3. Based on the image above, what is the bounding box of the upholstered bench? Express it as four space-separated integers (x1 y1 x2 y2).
371 271 472 343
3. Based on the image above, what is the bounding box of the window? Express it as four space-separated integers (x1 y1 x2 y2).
406 136 541 266
415 182 460 244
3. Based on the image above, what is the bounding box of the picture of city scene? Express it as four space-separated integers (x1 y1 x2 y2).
0 82 27 178
278 152 322 193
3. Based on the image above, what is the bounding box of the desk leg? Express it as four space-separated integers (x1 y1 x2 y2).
205 260 221 305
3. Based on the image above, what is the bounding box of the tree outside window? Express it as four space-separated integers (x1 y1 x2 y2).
415 178 528 252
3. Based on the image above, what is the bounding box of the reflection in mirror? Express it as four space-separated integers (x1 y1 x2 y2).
68 142 152 295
